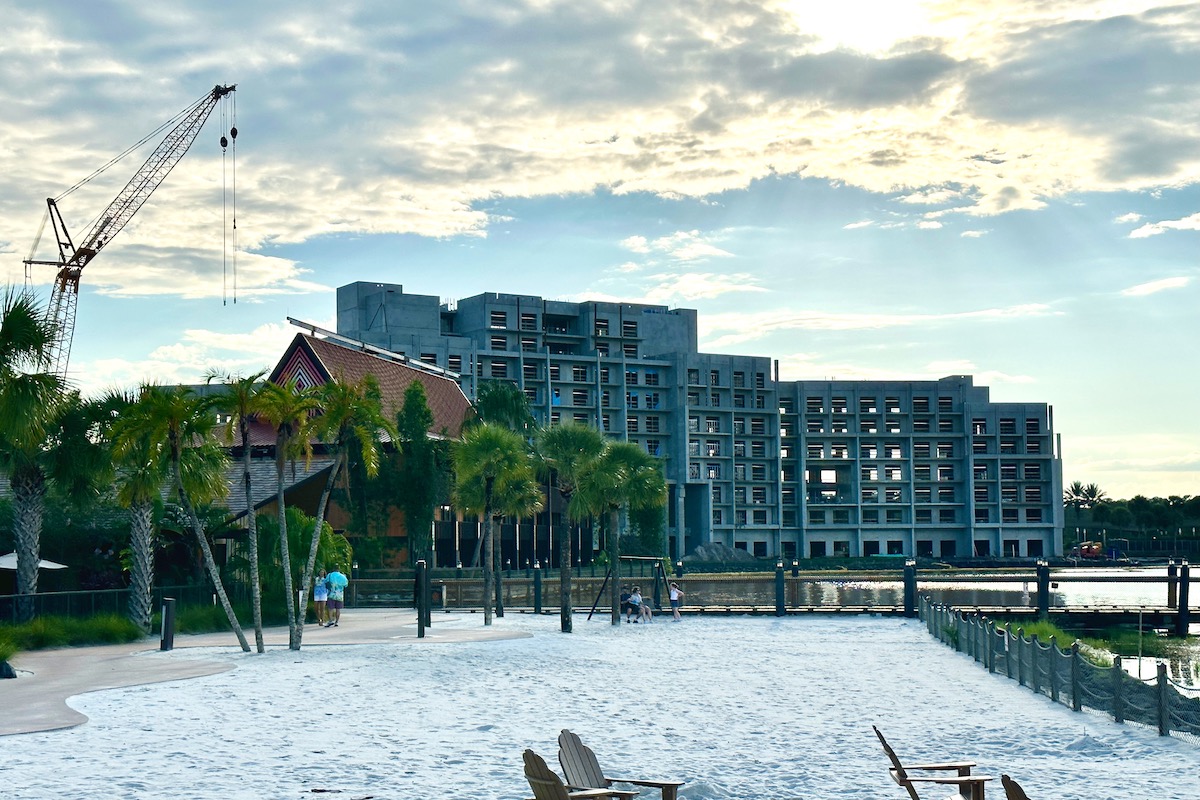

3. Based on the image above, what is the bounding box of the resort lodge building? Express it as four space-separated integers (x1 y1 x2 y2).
337 281 1064 562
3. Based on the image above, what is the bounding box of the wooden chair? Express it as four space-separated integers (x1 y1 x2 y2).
1001 774 1031 800
873 725 992 800
523 749 639 800
558 729 685 800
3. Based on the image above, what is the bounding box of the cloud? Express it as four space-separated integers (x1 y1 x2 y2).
619 230 734 261
916 220 942 229
843 220 874 230
71 319 317 398
700 303 1056 347
1120 276 1190 297
1113 212 1142 224
960 229 988 238
1129 212 1200 239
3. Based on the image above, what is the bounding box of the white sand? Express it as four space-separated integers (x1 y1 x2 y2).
3 613 1197 799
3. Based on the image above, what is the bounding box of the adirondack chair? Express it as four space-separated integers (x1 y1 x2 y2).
1001 775 1031 800
558 729 685 800
873 726 992 800
523 749 640 800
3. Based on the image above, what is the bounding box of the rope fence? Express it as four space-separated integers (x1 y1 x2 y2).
920 596 1200 742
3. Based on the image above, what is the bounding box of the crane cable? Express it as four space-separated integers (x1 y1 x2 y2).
219 92 239 306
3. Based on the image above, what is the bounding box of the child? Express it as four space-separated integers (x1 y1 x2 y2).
668 581 684 621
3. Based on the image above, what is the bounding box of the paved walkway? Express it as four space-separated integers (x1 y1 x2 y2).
0 608 528 736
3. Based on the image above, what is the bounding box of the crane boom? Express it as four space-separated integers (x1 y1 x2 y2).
24 84 236 378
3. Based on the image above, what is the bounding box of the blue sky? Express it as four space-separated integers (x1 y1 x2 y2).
1 0 1197 499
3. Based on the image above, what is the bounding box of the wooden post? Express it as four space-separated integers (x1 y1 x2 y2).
1048 636 1059 703
416 560 427 639
774 561 785 617
533 562 543 615
1175 562 1191 637
1017 628 1026 686
1157 662 1170 737
1036 559 1050 620
1030 635 1040 695
1071 641 1082 712
1167 560 1178 609
985 618 996 674
903 559 917 618
1112 655 1124 724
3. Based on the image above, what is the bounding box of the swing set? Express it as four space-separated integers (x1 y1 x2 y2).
586 555 671 620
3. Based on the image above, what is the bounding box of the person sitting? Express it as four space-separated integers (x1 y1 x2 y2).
619 585 632 620
627 587 643 623
640 592 654 623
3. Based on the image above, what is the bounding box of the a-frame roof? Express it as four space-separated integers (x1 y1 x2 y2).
269 333 472 439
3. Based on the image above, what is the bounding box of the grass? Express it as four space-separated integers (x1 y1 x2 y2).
0 614 143 656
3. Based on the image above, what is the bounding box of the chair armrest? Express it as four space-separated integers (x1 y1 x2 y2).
906 761 975 776
905 776 993 786
607 779 686 789
565 789 636 800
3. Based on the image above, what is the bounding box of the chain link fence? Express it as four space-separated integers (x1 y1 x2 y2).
921 597 1200 743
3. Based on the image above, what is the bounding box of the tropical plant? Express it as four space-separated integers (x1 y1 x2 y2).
536 423 605 633
396 380 446 566
574 442 667 625
453 423 542 625
254 378 321 649
106 390 169 634
121 385 248 651
0 287 67 622
469 379 536 434
255 506 351 606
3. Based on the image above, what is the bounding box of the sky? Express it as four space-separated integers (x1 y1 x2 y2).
0 0 1197 500
5 614 1200 798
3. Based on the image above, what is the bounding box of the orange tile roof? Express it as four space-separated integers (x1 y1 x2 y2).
269 333 472 439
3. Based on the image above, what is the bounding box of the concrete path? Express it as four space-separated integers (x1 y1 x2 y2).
0 608 528 736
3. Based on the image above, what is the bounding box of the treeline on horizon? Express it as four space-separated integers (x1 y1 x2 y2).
1063 481 1200 535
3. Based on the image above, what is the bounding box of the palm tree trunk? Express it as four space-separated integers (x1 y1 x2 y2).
275 443 298 646
127 499 155 634
10 466 45 624
559 519 573 634
608 507 621 625
242 425 265 654
483 478 494 626
175 466 250 652
296 453 343 650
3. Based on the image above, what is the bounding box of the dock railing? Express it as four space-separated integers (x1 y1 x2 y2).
919 596 1200 742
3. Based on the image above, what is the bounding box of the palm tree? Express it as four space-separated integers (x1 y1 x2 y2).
296 376 393 649
0 288 67 622
207 369 269 653
536 424 605 633
469 379 536 434
575 442 667 625
106 390 169 634
254 378 322 648
452 423 542 625
125 385 248 651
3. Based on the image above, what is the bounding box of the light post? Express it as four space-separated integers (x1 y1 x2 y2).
441 504 456 569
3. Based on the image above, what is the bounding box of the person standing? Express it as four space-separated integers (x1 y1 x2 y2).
325 566 349 627
312 568 329 626
668 581 684 621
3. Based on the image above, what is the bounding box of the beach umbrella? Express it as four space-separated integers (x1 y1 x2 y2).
0 553 68 570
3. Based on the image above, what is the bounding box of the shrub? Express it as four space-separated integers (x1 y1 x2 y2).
0 614 142 652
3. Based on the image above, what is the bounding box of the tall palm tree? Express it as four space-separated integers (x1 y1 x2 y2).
575 442 667 625
452 423 542 625
125 385 248 651
469 379 536 434
296 375 393 649
536 424 605 633
106 390 169 634
0 288 67 622
254 378 322 646
207 369 269 653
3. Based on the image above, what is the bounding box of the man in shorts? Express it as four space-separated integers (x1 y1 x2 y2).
325 566 349 627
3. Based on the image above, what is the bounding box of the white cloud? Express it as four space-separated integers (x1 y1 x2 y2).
843 220 874 230
620 236 651 253
916 220 942 229
700 303 1056 347
618 230 734 262
960 229 988 237
1120 276 1190 297
644 272 767 302
1114 212 1142 224
1129 212 1200 239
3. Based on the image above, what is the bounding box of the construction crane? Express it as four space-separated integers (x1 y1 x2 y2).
23 84 236 378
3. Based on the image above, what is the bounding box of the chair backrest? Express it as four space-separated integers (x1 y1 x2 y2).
524 749 569 800
872 726 920 800
1001 774 1031 800
559 729 608 789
